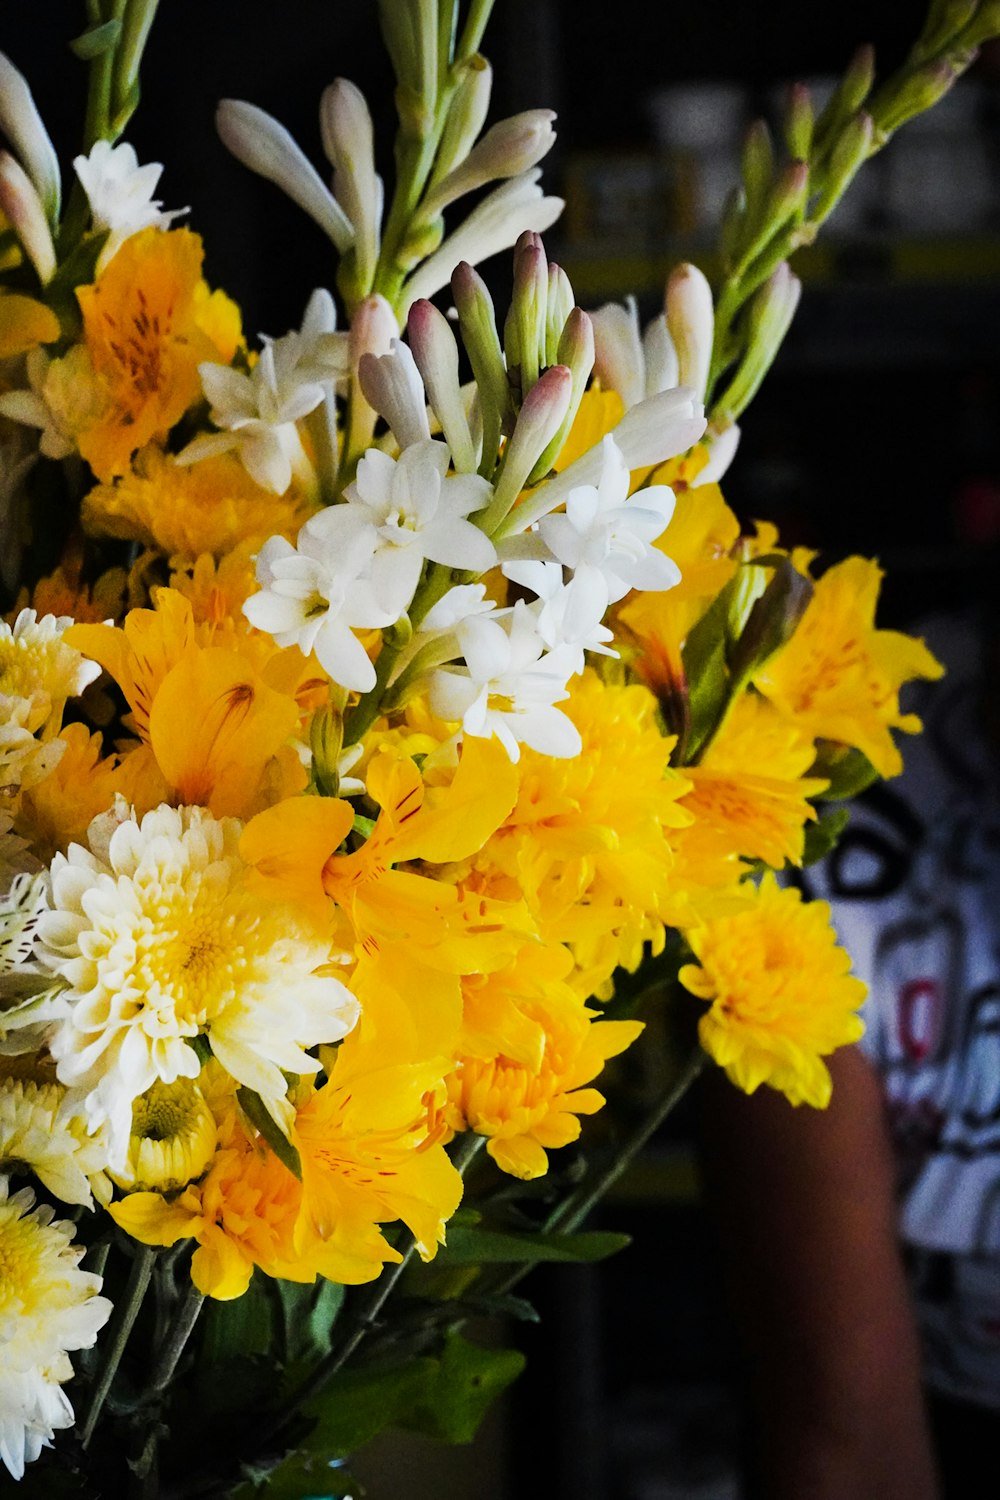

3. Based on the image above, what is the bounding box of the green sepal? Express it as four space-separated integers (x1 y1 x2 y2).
801 806 851 866
435 1224 632 1266
237 1088 302 1179
69 19 123 60
810 742 880 800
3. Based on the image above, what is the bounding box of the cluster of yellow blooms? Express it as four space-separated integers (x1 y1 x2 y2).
0 1 956 1468
1 216 942 1295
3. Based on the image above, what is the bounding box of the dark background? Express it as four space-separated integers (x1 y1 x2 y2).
5 5 998 1497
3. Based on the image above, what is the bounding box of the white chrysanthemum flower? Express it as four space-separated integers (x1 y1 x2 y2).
0 1070 113 1207
343 440 496 617
39 804 360 1164
427 600 581 763
73 139 186 273
537 436 679 611
1 610 102 716
0 1176 112 1480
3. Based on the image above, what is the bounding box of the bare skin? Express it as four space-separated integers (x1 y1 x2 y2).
698 1043 941 1500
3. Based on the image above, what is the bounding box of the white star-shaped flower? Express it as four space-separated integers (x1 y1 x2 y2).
73 140 186 272
538 436 679 610
428 601 581 763
343 439 496 618
243 509 391 692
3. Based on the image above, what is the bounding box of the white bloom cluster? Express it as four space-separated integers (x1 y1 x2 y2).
244 435 498 692
0 1177 112 1480
39 803 360 1163
179 290 349 495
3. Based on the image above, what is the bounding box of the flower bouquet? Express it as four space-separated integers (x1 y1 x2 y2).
0 0 991 1494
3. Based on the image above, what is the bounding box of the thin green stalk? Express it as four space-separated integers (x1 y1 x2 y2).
147 1282 205 1398
543 1046 707 1234
81 0 127 150
113 0 161 122
80 1243 157 1448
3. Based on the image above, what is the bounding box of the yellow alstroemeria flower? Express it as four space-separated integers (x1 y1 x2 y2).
752 554 945 778
47 227 240 482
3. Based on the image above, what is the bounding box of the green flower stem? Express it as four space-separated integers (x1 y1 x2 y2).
146 1282 205 1398
455 0 494 60
80 1243 157 1449
372 0 497 311
257 1136 484 1457
543 1045 707 1236
81 0 126 152
341 561 455 747
113 0 161 126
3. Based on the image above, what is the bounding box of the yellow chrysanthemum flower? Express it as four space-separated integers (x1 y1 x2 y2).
82 446 317 561
465 670 692 995
167 546 262 627
13 722 122 861
113 1077 218 1192
0 1177 112 1480
679 873 867 1108
680 692 828 868
9 559 128 628
0 1059 113 1208
752 555 945 778
447 988 643 1180
111 1110 308 1301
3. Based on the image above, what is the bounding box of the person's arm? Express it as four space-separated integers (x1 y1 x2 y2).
698 1043 941 1500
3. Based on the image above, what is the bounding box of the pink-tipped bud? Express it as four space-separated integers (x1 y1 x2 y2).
0 149 55 283
408 298 478 473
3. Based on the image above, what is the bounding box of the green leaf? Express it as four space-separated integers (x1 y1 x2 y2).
727 556 813 688
435 1224 631 1266
275 1278 345 1364
231 1451 358 1500
200 1274 275 1364
802 805 851 866
237 1088 302 1179
306 1358 437 1458
399 1330 526 1444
